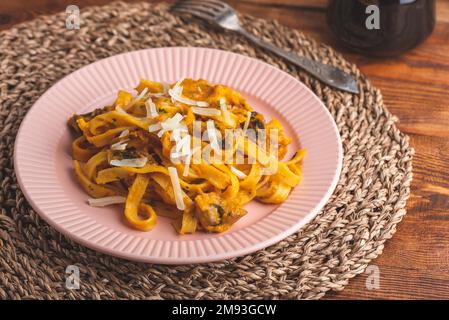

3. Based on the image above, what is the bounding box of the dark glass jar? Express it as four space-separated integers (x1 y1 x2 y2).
327 0 436 57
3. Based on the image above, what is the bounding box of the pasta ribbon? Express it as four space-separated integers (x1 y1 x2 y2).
69 78 304 234
125 174 157 231
72 136 99 162
73 160 116 198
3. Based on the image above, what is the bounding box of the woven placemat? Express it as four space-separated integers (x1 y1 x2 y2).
0 1 413 299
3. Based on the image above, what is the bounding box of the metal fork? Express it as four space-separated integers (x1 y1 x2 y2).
171 0 359 94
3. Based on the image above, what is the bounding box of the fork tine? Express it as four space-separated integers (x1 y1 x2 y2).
172 3 220 19
174 0 219 11
171 6 213 22
172 4 220 19
180 0 228 11
179 0 228 7
174 0 230 17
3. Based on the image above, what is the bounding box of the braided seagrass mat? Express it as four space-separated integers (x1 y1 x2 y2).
0 1 413 299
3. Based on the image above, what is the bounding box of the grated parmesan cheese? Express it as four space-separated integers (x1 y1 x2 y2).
156 129 167 138
230 166 247 179
148 123 162 133
120 88 149 111
111 139 128 151
118 129 129 138
162 82 169 94
242 111 252 135
196 101 210 107
182 153 192 177
145 97 158 118
110 157 147 168
171 134 191 159
115 106 127 114
137 87 149 100
168 167 185 210
150 113 187 137
207 120 221 152
161 113 184 129
147 83 169 98
219 98 232 124
168 78 209 107
171 128 182 143
88 196 126 207
192 107 221 117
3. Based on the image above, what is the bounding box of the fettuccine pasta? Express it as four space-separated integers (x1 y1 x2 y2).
69 78 305 234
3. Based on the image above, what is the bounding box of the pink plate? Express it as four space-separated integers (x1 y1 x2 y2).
14 47 342 264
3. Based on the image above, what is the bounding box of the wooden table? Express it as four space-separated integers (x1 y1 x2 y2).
1 0 448 300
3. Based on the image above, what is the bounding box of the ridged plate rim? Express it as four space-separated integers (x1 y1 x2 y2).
14 47 342 264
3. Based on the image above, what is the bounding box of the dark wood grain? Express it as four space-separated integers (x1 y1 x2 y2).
1 0 449 300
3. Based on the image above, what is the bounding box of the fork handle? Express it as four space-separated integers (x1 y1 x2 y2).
236 28 358 93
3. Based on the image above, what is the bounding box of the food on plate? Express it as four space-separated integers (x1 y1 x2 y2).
69 78 305 234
